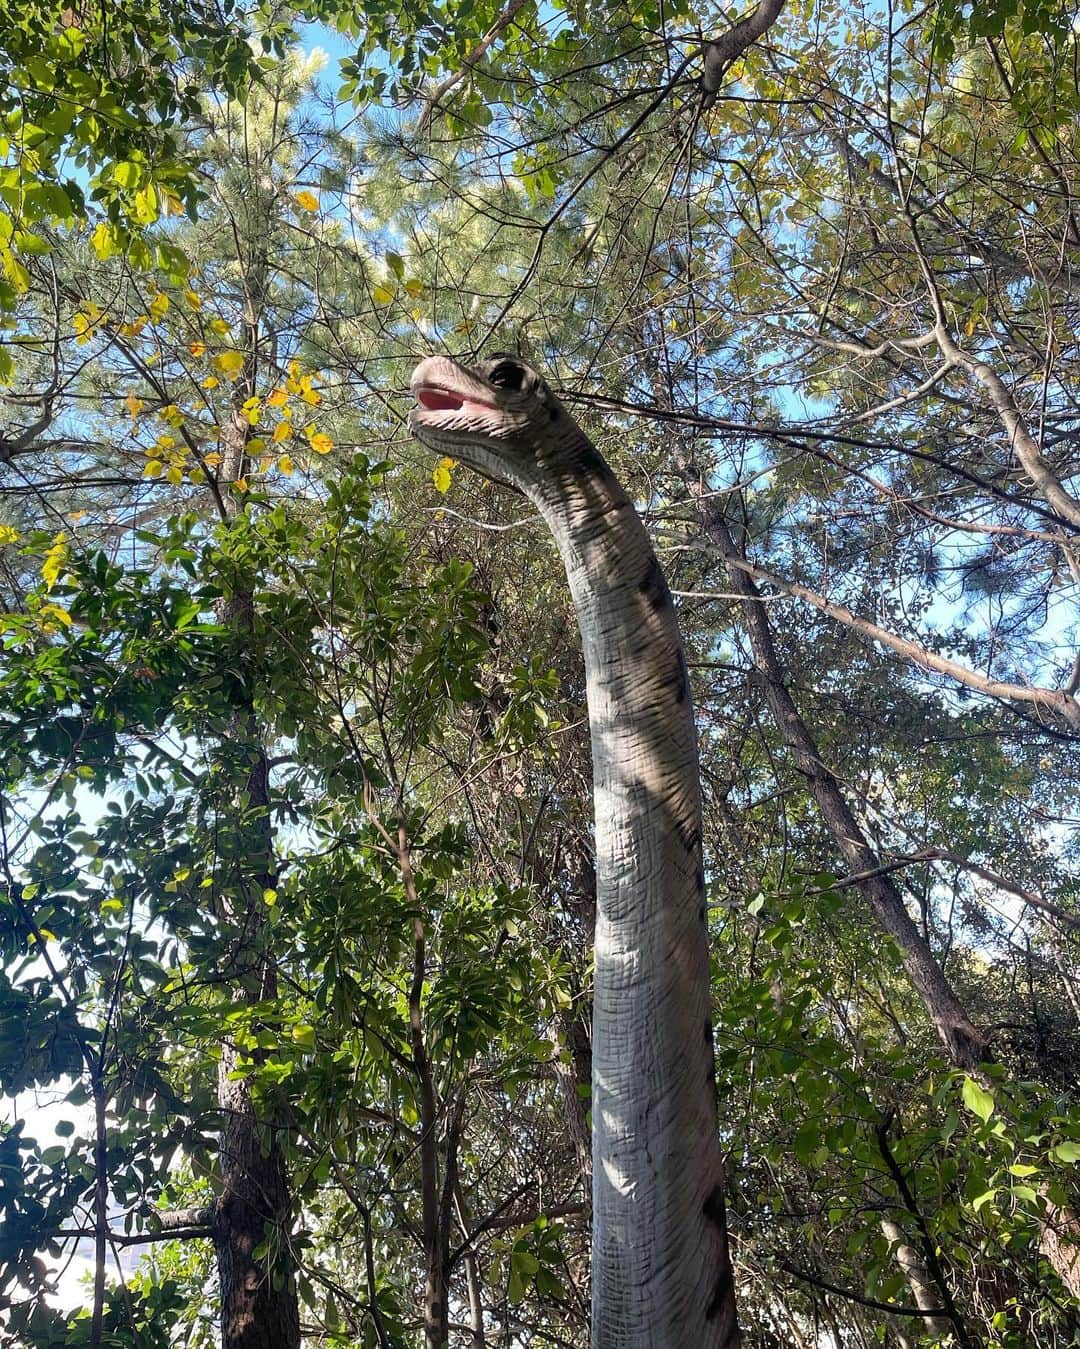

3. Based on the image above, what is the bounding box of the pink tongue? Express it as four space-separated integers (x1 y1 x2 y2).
418 389 464 411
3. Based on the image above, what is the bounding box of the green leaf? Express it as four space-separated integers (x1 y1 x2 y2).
962 1076 994 1123
511 1250 539 1276
13 231 50 255
113 161 142 189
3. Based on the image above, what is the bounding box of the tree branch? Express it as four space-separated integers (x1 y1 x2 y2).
700 0 786 102
712 552 1080 731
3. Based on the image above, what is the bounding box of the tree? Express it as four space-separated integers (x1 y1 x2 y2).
1 0 1079 1344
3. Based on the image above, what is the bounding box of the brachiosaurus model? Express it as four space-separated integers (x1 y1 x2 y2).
411 353 739 1347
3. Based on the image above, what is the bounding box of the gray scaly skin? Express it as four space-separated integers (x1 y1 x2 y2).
410 354 739 1348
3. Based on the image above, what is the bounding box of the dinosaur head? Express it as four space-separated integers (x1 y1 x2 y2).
410 353 587 491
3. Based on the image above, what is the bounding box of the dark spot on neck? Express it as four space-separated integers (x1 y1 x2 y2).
702 1186 737 1332
637 555 670 613
667 648 690 704
674 814 701 854
703 1184 726 1226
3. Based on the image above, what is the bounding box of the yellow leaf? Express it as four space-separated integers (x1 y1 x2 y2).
201 375 219 390
371 283 394 306
233 476 248 492
184 289 202 310
241 396 262 426
301 386 321 406
119 317 147 337
203 451 223 467
278 453 293 475
209 318 230 336
188 466 206 484
71 312 93 345
42 535 68 590
308 432 333 455
267 387 288 407
246 437 266 455
294 190 320 211
124 394 144 418
165 465 183 485
37 603 72 627
214 349 245 379
133 182 158 226
188 341 206 358
160 404 184 427
155 434 176 450
2 248 30 293
90 222 116 260
148 291 170 321
433 462 452 494
0 525 19 545
272 422 292 444
143 460 164 478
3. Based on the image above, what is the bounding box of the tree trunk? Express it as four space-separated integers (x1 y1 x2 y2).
210 707 300 1349
681 466 1080 1300
551 1004 594 1190
880 1219 951 1340
215 1061 299 1349
210 400 300 1349
1039 1199 1080 1299
681 473 989 1072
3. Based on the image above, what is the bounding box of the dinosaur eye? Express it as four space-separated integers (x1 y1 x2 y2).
487 360 526 392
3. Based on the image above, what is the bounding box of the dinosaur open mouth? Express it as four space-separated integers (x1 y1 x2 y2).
416 387 465 412
415 384 503 415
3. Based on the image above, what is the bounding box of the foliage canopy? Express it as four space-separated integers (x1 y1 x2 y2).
0 0 1078 1346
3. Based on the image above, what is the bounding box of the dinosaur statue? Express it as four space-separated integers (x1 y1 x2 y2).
410 353 739 1347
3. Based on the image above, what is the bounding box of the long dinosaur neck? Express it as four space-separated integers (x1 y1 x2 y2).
524 449 739 1348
